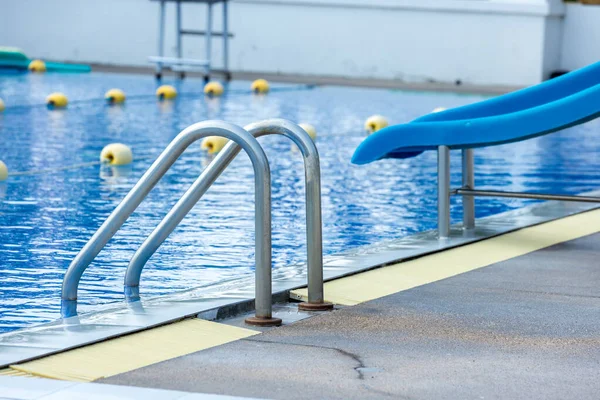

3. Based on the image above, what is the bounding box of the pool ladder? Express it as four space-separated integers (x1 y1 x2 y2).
149 0 232 81
61 119 332 327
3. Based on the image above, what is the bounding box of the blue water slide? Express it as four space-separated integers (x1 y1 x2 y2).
352 61 600 165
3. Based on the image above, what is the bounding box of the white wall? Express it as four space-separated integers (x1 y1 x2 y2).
0 0 565 86
542 14 564 78
560 3 600 71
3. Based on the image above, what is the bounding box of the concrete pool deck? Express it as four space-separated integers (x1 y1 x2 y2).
2 207 599 399
90 64 521 95
100 229 600 399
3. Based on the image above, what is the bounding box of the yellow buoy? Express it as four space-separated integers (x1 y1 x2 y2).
46 92 68 108
28 59 47 73
204 82 224 97
156 85 177 100
0 98 5 112
201 136 229 154
433 107 447 113
251 79 270 94
100 143 133 166
299 123 317 141
105 89 126 104
365 115 388 134
0 161 7 181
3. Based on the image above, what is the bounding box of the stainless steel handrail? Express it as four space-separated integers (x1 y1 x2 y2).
454 188 600 203
461 149 475 230
437 145 451 239
124 119 333 320
60 121 273 321
436 147 600 239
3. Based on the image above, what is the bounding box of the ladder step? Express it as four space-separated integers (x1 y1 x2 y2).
180 30 234 38
148 56 210 66
170 65 210 72
150 0 229 3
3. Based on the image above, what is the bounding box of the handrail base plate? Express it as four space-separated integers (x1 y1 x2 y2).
298 302 334 312
245 316 282 327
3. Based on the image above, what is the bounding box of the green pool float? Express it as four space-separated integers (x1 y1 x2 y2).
0 47 91 73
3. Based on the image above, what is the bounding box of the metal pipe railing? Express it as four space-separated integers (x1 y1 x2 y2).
437 147 600 238
454 188 600 203
156 0 166 76
437 145 451 239
461 149 475 230
176 0 182 60
222 1 229 74
124 119 332 322
205 1 213 75
60 121 272 321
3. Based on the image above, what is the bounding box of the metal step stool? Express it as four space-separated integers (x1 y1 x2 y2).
149 0 231 82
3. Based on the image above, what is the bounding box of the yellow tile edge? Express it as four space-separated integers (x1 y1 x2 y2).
292 209 600 306
5 319 258 382
0 368 36 378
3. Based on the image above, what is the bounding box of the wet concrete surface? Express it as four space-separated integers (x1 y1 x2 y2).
102 233 600 399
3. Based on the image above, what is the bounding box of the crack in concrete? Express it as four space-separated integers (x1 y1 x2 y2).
361 383 403 399
245 337 365 376
243 338 411 399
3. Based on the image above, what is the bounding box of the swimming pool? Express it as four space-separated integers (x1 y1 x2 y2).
1 72 600 334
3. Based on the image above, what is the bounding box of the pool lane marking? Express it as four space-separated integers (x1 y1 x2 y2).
291 208 600 306
2 319 258 382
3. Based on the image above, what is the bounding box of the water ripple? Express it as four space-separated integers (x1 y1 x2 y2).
1 73 599 333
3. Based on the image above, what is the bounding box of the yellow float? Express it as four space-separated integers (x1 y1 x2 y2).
100 143 133 166
251 79 270 94
156 85 177 100
204 82 224 97
28 59 47 73
201 136 229 154
105 89 126 104
0 98 5 112
299 123 317 141
46 93 68 108
0 161 7 181
364 115 388 134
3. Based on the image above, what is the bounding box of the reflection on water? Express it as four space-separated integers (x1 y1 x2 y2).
99 165 132 181
157 100 175 114
1 73 599 333
205 96 221 116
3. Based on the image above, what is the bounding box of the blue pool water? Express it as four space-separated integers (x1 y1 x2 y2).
1 72 600 334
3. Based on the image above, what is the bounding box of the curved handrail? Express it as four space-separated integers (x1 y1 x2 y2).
352 83 600 165
61 121 271 318
124 119 330 310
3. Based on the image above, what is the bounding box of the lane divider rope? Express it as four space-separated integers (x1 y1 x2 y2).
2 85 315 112
8 149 204 178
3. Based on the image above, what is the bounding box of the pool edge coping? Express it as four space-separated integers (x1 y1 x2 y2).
1 193 599 368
